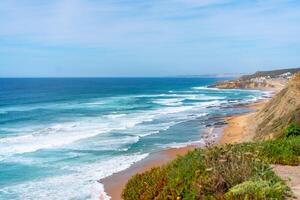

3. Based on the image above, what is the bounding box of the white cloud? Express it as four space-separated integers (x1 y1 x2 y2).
0 0 300 48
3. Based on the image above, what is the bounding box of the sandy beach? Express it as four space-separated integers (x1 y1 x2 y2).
219 100 268 144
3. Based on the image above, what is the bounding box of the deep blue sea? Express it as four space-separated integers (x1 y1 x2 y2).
0 78 270 199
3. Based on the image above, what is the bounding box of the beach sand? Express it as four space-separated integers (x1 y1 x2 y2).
100 100 270 200
219 100 268 144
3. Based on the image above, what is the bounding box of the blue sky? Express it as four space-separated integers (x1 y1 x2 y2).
0 0 300 77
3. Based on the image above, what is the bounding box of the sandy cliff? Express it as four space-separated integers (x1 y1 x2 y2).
210 79 275 89
254 73 300 140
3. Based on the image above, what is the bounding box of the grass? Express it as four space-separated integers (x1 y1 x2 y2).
228 136 300 165
122 136 300 200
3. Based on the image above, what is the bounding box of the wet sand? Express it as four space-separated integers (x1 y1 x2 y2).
219 100 268 144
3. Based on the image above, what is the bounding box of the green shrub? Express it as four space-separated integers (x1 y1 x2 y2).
257 137 300 165
122 167 167 200
225 180 289 200
285 123 300 137
122 137 299 200
226 137 300 165
159 150 206 199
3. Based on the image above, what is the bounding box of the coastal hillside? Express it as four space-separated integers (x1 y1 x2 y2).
254 73 300 140
210 67 300 89
122 137 300 200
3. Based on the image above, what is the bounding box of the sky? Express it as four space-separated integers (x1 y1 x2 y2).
0 0 300 77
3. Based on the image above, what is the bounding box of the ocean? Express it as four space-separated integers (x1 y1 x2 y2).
0 78 270 199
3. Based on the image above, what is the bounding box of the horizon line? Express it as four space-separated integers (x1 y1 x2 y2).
0 75 239 79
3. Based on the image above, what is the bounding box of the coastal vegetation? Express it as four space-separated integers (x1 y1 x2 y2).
285 123 300 138
122 135 299 200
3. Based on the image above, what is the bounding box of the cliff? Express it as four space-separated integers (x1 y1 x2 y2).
209 79 275 89
254 73 300 139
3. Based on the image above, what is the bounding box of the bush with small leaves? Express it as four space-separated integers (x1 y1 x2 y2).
285 123 300 138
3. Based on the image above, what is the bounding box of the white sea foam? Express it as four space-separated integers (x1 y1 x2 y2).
192 86 261 93
0 97 113 113
152 94 225 106
0 113 153 159
195 100 224 108
0 102 82 113
0 102 203 160
185 94 226 100
153 98 184 106
105 113 127 119
0 91 234 162
192 86 220 90
85 101 106 106
0 153 148 200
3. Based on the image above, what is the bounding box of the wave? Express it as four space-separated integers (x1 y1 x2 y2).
84 101 106 106
192 86 221 90
151 93 226 107
0 87 258 161
192 86 262 93
0 102 207 160
0 153 148 200
184 94 226 101
0 97 119 113
0 113 153 159
152 98 184 106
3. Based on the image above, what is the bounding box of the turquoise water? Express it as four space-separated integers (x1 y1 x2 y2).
0 78 269 199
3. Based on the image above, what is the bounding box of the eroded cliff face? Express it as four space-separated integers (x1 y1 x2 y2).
210 80 275 89
254 73 300 139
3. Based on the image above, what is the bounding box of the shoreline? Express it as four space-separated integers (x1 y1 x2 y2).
101 145 195 200
100 97 272 200
219 100 268 144
100 127 224 200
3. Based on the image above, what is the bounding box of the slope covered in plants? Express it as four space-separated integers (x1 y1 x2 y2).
122 136 300 200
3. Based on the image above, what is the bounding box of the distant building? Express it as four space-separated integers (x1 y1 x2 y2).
278 72 292 79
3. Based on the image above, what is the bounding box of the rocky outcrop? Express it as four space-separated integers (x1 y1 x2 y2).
254 73 300 139
210 79 275 89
